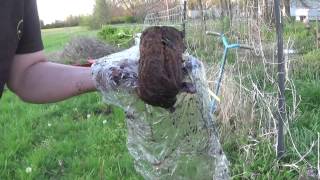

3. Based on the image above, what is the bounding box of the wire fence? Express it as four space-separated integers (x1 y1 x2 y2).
144 4 184 28
142 0 320 176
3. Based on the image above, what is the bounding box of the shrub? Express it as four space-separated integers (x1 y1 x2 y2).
110 16 136 24
41 16 82 29
61 36 119 64
98 26 142 48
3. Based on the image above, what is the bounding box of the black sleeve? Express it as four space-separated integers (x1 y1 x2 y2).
16 0 44 54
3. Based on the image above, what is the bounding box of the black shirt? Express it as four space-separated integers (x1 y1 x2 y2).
0 0 44 98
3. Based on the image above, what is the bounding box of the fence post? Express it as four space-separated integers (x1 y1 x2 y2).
317 13 319 49
182 0 187 37
274 0 286 159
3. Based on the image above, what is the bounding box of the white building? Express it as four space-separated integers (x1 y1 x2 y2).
291 0 320 21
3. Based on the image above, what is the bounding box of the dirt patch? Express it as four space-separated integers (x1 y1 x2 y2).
137 26 185 109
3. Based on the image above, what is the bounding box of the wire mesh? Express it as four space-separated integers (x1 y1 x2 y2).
92 0 320 178
141 0 319 176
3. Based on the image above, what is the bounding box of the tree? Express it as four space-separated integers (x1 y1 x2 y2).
112 0 151 16
65 15 81 27
93 0 112 27
111 0 179 21
282 0 290 17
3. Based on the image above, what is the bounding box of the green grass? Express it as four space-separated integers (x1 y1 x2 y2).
0 91 141 179
42 26 98 53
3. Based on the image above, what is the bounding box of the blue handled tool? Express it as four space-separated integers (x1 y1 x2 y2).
206 31 253 113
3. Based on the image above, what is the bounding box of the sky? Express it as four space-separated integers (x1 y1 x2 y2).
37 0 95 24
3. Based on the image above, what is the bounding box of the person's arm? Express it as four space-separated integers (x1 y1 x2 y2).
7 50 96 103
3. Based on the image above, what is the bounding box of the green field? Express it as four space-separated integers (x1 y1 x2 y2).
42 26 98 53
1 26 320 179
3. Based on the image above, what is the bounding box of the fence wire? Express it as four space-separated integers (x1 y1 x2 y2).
142 0 319 176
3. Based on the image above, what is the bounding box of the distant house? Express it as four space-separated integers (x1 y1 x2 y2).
187 10 201 19
290 0 320 21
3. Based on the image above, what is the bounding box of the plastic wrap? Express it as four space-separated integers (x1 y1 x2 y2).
91 36 229 180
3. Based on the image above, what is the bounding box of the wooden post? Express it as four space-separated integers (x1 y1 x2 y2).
274 0 286 159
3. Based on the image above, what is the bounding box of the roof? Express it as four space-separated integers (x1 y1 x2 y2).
293 0 320 9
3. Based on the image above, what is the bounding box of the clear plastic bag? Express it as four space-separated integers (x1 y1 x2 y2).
92 40 229 180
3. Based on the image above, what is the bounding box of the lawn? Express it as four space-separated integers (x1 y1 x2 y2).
42 26 98 53
0 26 142 179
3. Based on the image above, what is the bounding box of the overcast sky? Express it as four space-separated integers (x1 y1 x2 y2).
37 0 95 24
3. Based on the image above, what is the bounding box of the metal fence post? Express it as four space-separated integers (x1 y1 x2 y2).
317 12 319 49
182 0 187 37
274 0 286 159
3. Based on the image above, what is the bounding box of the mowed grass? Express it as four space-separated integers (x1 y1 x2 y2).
42 26 98 53
0 27 142 179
